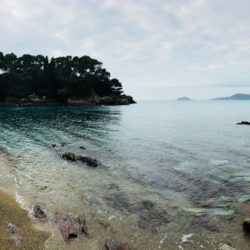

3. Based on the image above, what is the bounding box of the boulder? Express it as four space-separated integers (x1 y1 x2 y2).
62 152 77 161
34 203 47 222
55 213 78 242
76 215 90 237
243 218 250 233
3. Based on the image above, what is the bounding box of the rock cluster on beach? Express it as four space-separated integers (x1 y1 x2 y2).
33 202 130 249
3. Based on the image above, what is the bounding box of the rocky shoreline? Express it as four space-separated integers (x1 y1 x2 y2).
0 189 49 249
0 94 136 106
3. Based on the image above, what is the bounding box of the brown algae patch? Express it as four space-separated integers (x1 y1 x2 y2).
0 189 50 249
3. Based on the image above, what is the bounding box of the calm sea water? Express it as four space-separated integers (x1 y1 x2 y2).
0 101 250 249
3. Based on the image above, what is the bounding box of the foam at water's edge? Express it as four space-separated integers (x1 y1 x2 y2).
15 192 32 215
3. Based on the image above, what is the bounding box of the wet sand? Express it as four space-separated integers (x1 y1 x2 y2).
0 189 49 250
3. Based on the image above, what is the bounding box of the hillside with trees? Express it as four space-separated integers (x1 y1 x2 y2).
0 52 135 105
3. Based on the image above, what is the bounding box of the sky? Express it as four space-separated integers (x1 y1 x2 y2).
1 0 250 100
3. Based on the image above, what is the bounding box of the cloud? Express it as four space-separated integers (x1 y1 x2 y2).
0 0 250 99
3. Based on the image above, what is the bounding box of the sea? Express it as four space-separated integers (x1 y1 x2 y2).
0 101 250 250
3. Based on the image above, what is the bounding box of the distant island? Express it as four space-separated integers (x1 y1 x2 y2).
0 52 136 105
177 97 192 101
212 93 250 101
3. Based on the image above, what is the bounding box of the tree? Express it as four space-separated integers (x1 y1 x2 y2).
0 52 124 102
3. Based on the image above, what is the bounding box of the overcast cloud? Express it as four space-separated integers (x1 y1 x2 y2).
1 0 250 100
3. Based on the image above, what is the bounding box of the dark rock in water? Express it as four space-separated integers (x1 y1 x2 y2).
79 146 86 150
76 215 90 237
99 95 136 106
77 156 98 167
105 239 129 250
34 203 47 222
52 144 57 147
191 216 219 233
243 218 250 233
237 121 250 125
62 153 99 167
134 200 171 233
55 213 78 242
105 192 130 211
62 152 77 161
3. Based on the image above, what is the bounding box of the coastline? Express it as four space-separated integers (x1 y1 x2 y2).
2 102 250 249
0 188 49 249
0 94 136 106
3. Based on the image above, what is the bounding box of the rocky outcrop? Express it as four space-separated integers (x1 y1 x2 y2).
237 121 250 125
62 152 99 167
34 203 47 222
98 95 136 105
68 94 136 106
76 215 91 237
243 218 250 233
62 152 77 161
55 213 78 242
77 156 99 167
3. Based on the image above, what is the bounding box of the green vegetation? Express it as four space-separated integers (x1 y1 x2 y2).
0 52 126 104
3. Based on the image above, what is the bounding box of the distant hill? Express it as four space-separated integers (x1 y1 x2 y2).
212 93 250 100
177 97 192 101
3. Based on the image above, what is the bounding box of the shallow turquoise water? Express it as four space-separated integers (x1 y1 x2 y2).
1 101 250 249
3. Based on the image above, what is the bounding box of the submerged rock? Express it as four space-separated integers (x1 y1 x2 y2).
191 215 219 232
55 213 78 242
135 200 171 233
77 156 98 167
105 192 131 211
105 239 129 250
76 215 91 237
62 152 77 161
79 146 86 150
34 203 47 222
243 218 250 233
